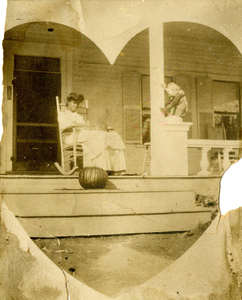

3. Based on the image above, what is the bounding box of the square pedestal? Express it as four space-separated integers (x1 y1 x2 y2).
151 116 192 176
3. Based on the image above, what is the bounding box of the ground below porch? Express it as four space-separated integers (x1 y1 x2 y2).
32 222 212 298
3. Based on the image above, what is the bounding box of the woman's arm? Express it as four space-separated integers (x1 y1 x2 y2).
58 111 89 132
72 122 87 127
62 122 88 133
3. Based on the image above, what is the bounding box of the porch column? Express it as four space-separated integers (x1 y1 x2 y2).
149 23 192 176
149 22 165 176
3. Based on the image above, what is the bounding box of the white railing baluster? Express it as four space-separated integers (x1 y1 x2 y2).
187 139 242 176
222 148 233 172
198 147 211 176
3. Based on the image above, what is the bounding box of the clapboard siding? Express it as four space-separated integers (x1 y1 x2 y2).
164 36 242 76
72 63 124 135
115 29 150 68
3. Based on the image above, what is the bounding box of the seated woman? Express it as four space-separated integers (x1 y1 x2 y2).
58 92 126 174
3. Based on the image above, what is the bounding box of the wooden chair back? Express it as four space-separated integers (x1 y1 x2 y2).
55 96 89 175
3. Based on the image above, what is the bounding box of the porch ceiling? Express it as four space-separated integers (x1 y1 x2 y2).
4 22 88 48
5 21 237 51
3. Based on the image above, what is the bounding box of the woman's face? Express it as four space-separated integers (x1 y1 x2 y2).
68 100 78 112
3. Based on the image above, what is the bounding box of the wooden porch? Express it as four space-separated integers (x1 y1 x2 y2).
1 174 219 238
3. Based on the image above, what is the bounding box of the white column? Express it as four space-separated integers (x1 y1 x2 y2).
149 23 192 176
149 22 165 176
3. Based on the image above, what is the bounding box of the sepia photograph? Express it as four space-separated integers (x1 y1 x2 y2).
0 1 242 299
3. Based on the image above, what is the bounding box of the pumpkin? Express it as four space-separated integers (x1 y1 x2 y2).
78 167 108 189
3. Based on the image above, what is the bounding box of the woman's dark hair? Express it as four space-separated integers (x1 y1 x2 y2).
66 92 84 104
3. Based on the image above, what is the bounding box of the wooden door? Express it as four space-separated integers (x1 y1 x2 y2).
13 55 61 172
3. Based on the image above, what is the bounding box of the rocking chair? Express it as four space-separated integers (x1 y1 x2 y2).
54 96 89 175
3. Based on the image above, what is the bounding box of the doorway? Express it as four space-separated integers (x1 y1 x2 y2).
13 55 61 172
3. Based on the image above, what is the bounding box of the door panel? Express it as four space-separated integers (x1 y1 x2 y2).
13 56 61 172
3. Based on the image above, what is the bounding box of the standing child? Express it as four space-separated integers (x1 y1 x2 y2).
160 82 188 118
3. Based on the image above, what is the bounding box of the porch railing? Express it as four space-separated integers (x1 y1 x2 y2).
187 139 242 176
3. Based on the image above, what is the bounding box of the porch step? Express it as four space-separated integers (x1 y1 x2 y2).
3 190 196 216
2 187 211 237
0 174 221 195
17 211 211 237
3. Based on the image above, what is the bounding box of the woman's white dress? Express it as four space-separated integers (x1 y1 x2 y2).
58 110 126 171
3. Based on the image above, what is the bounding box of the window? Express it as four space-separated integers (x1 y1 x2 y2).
141 75 173 144
141 75 150 143
213 81 239 113
123 72 142 144
123 72 177 144
213 80 240 140
197 78 240 140
213 113 239 140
